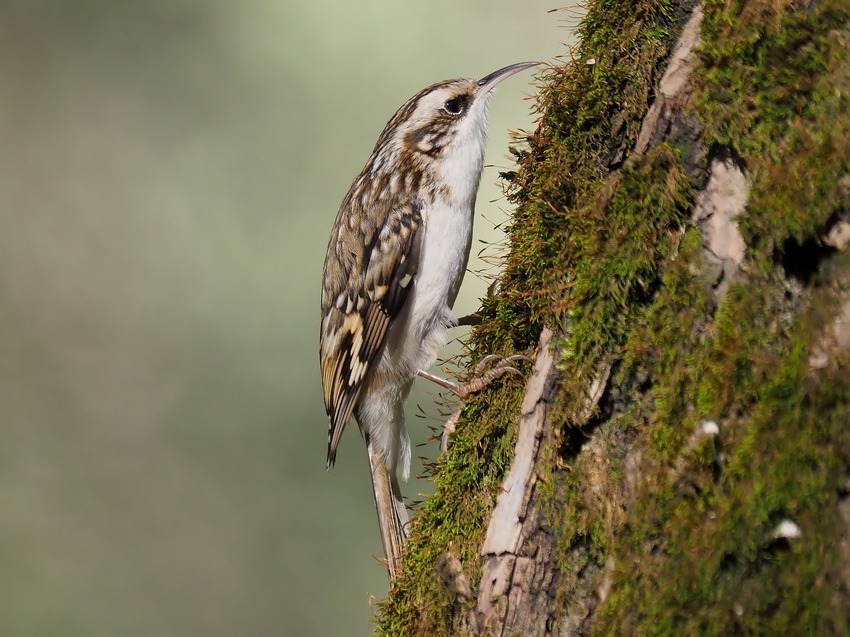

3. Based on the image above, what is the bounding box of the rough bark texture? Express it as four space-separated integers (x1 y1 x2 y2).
475 327 558 635
378 0 850 635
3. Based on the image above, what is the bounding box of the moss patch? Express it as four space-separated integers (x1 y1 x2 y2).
595 0 850 633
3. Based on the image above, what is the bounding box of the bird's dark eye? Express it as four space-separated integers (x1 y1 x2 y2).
443 96 466 115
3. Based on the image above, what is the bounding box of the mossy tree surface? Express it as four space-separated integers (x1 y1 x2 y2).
377 0 850 635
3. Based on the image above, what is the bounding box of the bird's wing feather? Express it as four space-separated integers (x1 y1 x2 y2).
320 199 423 467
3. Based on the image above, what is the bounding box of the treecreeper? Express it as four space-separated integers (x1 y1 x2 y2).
320 61 539 579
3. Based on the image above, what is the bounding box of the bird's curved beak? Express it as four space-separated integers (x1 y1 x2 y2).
477 61 540 95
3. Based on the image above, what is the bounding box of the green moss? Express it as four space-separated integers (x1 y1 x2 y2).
377 0 850 634
478 0 695 353
594 0 850 633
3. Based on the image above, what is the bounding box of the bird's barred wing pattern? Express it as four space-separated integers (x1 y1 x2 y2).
320 200 423 467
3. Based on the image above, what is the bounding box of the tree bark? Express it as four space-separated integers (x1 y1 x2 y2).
378 1 850 634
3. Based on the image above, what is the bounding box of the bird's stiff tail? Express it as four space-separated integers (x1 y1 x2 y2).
367 442 409 580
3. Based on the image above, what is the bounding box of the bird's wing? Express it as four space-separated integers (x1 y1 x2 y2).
320 198 423 467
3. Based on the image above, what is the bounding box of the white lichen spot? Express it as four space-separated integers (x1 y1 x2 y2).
700 420 720 436
772 519 802 540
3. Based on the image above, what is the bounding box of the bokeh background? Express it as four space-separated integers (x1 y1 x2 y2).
0 2 579 635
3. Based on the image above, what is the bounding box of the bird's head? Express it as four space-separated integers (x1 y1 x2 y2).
370 62 539 171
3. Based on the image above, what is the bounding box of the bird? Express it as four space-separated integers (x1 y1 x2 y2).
320 61 539 579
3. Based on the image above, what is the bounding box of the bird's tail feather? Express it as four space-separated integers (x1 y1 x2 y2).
367 443 409 580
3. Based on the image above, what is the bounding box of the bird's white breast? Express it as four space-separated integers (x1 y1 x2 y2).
402 133 486 370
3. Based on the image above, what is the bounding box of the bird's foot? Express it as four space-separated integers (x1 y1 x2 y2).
417 354 531 400
417 354 532 452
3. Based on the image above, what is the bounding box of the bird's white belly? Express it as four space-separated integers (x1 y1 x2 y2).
396 201 473 372
419 202 473 309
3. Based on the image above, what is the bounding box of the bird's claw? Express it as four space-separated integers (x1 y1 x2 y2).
418 354 531 400
472 353 532 378
418 353 532 451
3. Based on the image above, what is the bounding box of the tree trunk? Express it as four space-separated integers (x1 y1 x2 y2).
378 0 850 635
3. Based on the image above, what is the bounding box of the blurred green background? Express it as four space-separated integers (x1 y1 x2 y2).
0 2 577 635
